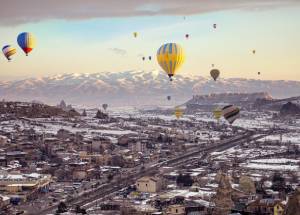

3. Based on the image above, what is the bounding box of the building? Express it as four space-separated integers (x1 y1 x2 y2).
0 172 51 202
136 176 163 193
246 199 285 215
0 135 8 146
165 205 185 215
274 202 285 215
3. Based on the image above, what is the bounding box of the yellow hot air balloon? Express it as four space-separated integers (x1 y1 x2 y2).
133 32 138 38
157 43 185 81
213 108 222 121
210 69 220 81
174 107 183 119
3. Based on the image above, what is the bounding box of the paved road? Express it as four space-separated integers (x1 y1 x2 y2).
35 130 274 215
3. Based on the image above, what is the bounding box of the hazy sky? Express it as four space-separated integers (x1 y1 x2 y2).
0 0 299 81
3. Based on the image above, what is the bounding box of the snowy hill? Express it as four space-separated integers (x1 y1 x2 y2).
0 71 299 106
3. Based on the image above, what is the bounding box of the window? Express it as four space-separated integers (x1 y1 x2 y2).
176 209 178 213
146 183 148 187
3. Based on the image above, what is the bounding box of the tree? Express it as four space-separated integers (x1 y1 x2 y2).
285 188 300 215
239 175 256 194
59 100 66 109
95 110 108 119
75 205 87 214
271 172 286 192
56 202 67 214
176 173 194 187
107 174 114 181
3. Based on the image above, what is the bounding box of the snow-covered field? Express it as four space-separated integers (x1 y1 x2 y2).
242 163 299 171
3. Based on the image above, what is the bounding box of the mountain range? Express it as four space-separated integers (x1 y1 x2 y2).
0 70 299 106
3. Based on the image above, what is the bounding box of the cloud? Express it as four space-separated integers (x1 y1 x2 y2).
0 0 299 25
109 48 127 56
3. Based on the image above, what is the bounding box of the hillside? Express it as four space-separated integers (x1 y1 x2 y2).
0 71 300 106
0 101 80 118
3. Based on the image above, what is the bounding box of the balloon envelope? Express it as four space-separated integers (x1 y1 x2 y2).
210 69 220 81
157 43 185 81
213 108 222 120
2 45 17 61
222 105 240 124
133 32 138 38
17 32 36 56
102 104 108 110
174 107 183 119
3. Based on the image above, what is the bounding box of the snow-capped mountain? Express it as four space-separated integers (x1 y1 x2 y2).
0 70 299 106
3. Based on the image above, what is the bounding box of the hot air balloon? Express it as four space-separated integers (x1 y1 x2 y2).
157 43 185 81
213 108 222 121
17 32 36 56
102 104 108 111
167 96 171 101
258 72 261 75
185 34 189 39
222 105 240 124
148 56 152 61
174 107 183 119
210 69 220 81
212 64 215 68
213 24 217 29
142 57 145 61
252 50 256 54
2 45 17 61
133 32 138 38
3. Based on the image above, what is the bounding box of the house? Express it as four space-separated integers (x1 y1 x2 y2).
0 195 10 211
274 202 285 215
0 172 51 202
165 204 185 215
0 135 8 146
246 199 285 215
136 176 163 193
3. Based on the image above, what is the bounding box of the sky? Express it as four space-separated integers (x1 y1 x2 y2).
0 0 299 81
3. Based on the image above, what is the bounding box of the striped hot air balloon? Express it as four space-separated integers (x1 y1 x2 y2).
157 43 185 81
17 32 36 56
2 45 17 61
222 105 240 124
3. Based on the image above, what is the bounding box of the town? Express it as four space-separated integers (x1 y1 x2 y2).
0 96 299 215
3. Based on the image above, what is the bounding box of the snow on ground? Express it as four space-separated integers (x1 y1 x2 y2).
242 163 299 171
250 158 299 164
260 133 300 144
161 189 215 199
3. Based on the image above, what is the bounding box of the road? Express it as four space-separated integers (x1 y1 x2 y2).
35 130 274 215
